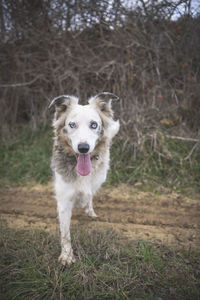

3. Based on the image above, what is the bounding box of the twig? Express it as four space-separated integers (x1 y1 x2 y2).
165 135 199 143
155 150 172 160
148 134 199 143
0 75 41 88
184 142 199 161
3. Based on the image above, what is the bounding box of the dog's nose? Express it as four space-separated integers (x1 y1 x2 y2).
78 143 90 154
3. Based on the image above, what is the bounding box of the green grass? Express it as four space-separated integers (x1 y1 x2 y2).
0 222 199 300
0 126 53 186
109 138 200 193
1 126 200 192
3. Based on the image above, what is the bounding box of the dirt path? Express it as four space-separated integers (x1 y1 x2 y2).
0 184 200 250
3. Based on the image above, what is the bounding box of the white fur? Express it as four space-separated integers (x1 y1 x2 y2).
53 98 119 265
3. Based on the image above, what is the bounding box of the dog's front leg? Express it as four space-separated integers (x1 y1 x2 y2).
55 173 75 265
57 199 75 265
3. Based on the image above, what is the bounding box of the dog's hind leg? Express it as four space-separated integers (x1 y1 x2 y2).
85 195 98 218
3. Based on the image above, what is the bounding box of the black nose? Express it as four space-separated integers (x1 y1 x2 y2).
78 143 90 154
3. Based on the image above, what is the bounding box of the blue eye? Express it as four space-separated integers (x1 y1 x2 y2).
90 121 98 129
69 122 76 128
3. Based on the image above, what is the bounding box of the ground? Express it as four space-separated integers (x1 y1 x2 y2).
0 183 199 250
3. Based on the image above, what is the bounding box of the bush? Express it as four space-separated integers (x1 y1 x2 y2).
0 0 200 147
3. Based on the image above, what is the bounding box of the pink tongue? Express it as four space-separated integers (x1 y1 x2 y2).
76 154 92 176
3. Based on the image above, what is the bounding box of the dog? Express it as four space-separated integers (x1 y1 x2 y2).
49 92 120 265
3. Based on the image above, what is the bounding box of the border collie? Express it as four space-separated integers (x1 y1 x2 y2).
49 92 120 265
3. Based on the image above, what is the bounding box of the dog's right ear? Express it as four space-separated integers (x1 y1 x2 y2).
89 92 119 118
49 95 78 118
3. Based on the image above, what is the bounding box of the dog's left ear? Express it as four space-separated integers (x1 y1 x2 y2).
49 95 78 119
89 92 119 118
49 95 78 111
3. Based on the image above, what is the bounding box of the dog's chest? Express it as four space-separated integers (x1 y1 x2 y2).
73 191 89 208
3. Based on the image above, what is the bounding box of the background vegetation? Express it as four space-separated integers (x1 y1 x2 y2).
0 1 200 299
0 0 200 191
1 125 200 193
1 0 200 139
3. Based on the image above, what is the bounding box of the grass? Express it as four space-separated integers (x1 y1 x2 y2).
0 126 53 186
0 222 199 300
0 126 199 299
109 138 200 193
0 126 200 193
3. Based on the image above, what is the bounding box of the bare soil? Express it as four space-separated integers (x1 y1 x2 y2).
0 183 200 250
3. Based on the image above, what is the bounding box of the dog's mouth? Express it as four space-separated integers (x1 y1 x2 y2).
76 153 92 176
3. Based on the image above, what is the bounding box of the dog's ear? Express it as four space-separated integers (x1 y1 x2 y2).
89 92 119 118
49 95 78 119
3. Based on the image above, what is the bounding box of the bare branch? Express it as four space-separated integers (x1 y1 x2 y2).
184 142 200 161
0 75 41 88
165 135 200 143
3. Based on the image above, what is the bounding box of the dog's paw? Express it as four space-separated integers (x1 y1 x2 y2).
85 208 98 218
89 210 98 218
58 251 76 266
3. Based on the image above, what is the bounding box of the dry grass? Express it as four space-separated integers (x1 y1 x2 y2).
0 222 199 300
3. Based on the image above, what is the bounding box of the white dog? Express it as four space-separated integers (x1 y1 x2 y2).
49 92 120 265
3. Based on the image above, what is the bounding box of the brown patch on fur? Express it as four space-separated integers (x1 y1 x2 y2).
54 117 76 157
55 134 75 156
51 143 77 181
55 106 67 120
89 93 119 119
49 95 78 120
51 106 78 181
54 110 68 133
52 129 77 182
53 109 76 157
99 101 113 118
92 97 113 118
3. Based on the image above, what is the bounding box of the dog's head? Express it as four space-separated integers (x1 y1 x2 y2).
49 93 120 176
